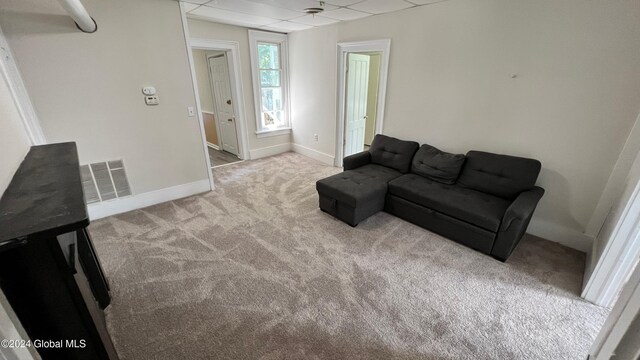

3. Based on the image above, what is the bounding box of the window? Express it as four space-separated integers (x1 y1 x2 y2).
248 31 290 136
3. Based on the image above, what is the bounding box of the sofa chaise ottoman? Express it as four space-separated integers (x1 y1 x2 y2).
316 135 418 226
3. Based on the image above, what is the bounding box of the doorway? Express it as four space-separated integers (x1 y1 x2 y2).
192 49 242 168
336 40 391 166
344 52 382 157
181 10 253 188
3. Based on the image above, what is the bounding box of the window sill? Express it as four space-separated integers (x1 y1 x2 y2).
255 128 291 138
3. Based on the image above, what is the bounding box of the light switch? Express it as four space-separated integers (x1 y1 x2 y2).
145 95 159 105
188 107 195 117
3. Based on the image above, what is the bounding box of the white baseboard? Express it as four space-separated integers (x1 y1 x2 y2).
88 179 211 220
207 142 219 150
249 143 292 160
527 218 594 253
292 143 335 166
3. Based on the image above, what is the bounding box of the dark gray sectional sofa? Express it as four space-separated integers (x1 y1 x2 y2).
316 134 544 261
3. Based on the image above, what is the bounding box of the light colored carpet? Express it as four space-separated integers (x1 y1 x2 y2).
90 152 609 360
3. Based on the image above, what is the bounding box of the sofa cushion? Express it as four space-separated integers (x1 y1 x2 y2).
316 164 402 208
457 151 541 200
369 134 419 174
388 174 510 232
411 144 465 184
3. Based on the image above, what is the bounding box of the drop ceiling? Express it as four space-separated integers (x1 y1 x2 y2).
182 0 442 33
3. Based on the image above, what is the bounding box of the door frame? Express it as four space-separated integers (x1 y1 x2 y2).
588 259 640 359
582 175 640 307
191 40 249 160
335 39 391 167
0 24 45 145
180 4 214 190
180 2 250 190
205 53 228 153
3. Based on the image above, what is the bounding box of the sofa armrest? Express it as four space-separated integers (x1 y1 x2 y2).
343 151 371 171
491 186 545 261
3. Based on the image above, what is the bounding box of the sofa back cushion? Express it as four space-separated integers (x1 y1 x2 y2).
369 134 419 174
411 144 465 184
457 151 541 200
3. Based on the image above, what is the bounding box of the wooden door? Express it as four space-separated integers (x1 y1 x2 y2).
208 55 239 156
344 53 370 157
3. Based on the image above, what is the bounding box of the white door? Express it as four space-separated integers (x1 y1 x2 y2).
344 53 370 157
208 55 239 156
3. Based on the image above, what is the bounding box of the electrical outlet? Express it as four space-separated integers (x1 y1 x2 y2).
314 134 319 142
187 107 195 117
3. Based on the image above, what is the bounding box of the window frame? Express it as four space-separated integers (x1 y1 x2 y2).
248 30 291 137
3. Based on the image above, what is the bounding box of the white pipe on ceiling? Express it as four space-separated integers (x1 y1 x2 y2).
55 0 97 33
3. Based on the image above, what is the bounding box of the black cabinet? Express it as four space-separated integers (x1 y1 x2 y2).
0 143 119 360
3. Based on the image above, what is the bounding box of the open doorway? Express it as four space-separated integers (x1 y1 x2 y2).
192 49 242 168
336 40 390 166
344 52 382 156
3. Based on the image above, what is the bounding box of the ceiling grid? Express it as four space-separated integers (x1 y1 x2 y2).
182 0 444 33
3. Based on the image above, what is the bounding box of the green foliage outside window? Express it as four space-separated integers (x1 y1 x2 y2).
258 42 283 126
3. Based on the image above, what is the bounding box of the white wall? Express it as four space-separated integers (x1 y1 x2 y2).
290 25 339 162
187 19 292 155
289 0 640 251
0 0 208 197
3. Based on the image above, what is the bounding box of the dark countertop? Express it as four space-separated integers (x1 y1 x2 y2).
0 142 89 244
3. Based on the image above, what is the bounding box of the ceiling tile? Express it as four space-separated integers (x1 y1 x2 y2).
262 21 314 32
405 0 442 4
258 27 288 34
189 6 280 27
321 7 370 21
183 3 201 12
182 0 212 5
348 0 414 15
243 0 338 12
205 0 302 20
324 0 364 6
181 0 437 32
290 14 339 26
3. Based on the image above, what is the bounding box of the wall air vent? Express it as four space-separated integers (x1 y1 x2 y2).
80 160 132 204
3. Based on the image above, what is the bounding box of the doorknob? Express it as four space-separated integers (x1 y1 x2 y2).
227 118 233 122
226 100 232 105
